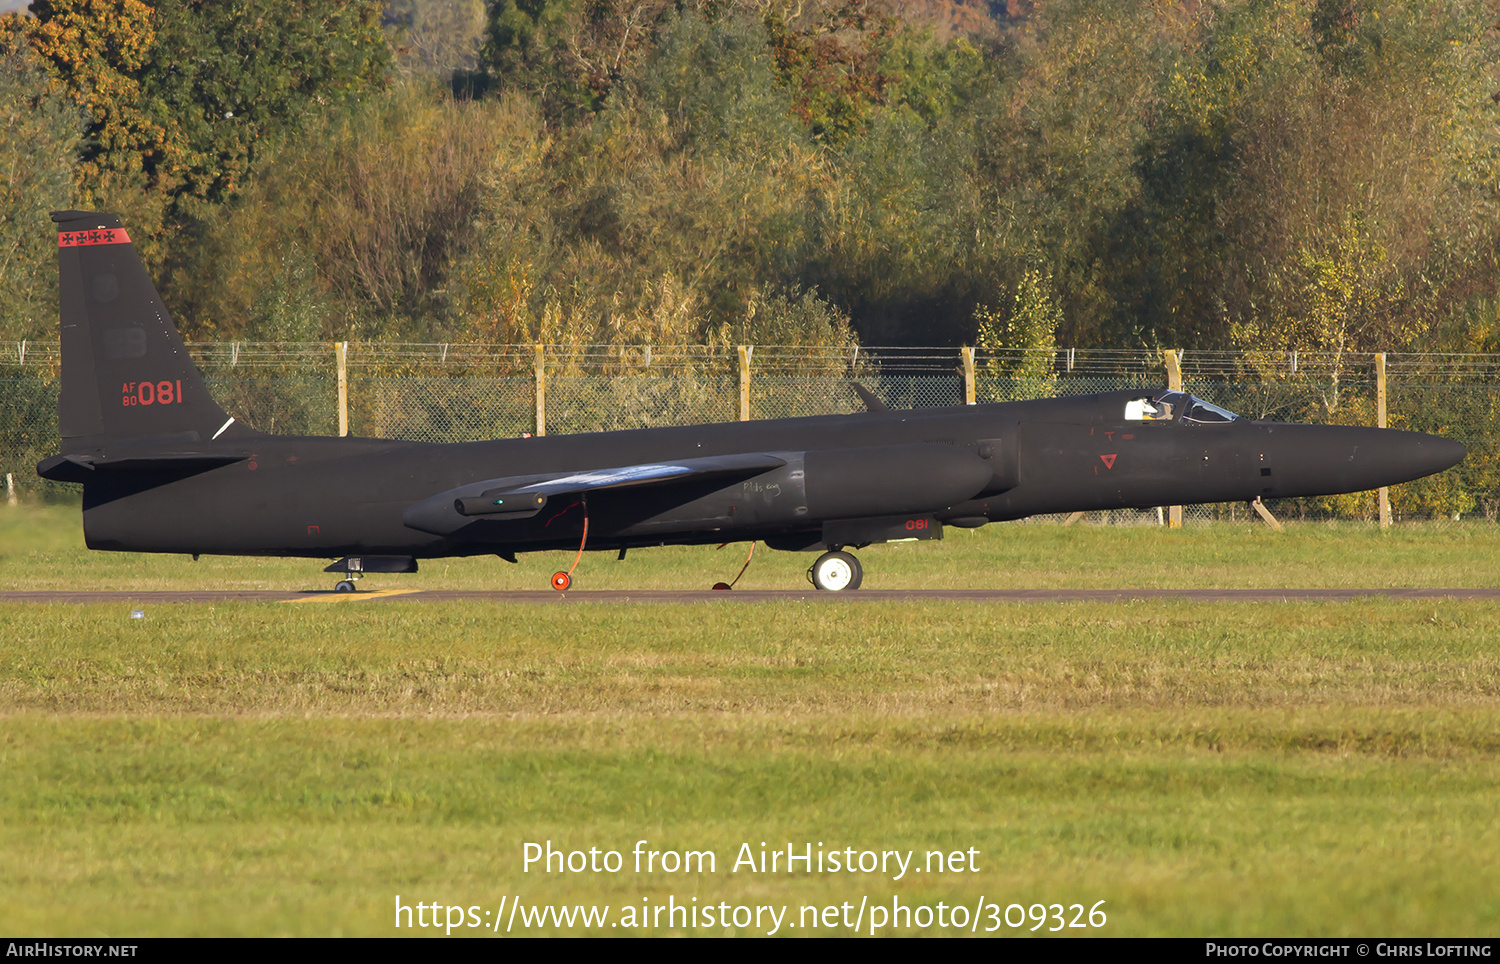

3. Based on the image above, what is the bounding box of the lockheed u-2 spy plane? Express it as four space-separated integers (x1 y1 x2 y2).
39 211 1466 592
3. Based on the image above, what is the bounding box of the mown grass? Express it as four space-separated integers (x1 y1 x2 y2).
3 600 1499 714
5 712 1500 936
3 504 1500 936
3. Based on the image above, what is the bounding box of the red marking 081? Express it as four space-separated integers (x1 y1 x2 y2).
905 518 930 531
122 380 183 406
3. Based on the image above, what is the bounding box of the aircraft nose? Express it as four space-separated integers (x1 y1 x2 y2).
1413 434 1468 476
1264 425 1466 497
1359 429 1466 483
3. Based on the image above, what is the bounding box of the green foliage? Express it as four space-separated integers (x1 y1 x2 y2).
173 80 527 339
1112 0 1498 351
13 0 1500 355
144 0 390 206
1238 213 1414 412
246 245 324 343
1288 215 1412 351
388 0 487 79
0 30 79 340
482 0 679 121
22 0 389 267
713 285 857 349
638 9 805 151
762 0 897 147
482 0 593 117
458 11 849 346
974 267 1059 394
877 26 985 126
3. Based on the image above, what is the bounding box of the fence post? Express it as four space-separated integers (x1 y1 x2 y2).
5 472 15 507
1164 349 1183 528
961 346 976 405
335 341 348 437
738 345 752 421
1376 352 1391 528
534 344 547 437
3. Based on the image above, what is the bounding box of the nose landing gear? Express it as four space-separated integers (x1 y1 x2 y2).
808 549 862 592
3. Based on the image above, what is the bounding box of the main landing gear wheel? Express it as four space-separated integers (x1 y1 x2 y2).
334 580 357 593
809 550 862 592
551 571 572 592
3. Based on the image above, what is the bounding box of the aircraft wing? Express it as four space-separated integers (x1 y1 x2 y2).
402 452 787 535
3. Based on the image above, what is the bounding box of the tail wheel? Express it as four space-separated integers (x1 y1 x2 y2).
333 580 357 593
809 550 862 591
551 571 572 592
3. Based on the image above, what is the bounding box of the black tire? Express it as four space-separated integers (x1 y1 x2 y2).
334 580 357 593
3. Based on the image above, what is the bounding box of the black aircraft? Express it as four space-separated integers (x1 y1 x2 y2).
38 211 1467 592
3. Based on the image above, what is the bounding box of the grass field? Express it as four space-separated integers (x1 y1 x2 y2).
3 503 1499 936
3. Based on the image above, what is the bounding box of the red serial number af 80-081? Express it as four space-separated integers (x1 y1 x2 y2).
39 211 1467 592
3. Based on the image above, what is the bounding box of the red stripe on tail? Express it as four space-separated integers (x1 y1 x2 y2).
58 229 131 248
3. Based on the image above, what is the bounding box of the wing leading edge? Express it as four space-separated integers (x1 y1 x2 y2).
402 452 788 535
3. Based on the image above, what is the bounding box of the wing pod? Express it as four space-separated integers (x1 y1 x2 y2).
455 491 549 517
403 452 788 535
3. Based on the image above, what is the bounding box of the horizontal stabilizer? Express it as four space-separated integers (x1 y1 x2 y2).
403 452 787 535
37 451 248 483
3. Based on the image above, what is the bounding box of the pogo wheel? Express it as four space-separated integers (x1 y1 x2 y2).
551 571 572 591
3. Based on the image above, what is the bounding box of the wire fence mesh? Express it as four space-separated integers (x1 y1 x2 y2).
4 342 1497 525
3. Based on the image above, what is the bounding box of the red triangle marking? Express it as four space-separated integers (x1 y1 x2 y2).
1100 454 1117 469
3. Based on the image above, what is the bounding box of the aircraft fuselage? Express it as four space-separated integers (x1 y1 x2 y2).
75 389 1463 559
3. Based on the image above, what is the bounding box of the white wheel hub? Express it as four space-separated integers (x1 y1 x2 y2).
813 555 854 591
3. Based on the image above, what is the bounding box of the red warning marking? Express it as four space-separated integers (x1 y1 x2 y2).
1100 454 1117 469
58 228 131 247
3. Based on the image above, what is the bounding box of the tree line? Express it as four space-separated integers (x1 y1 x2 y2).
3 0 1499 368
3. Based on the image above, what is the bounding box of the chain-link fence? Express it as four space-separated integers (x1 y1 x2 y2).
4 342 1497 524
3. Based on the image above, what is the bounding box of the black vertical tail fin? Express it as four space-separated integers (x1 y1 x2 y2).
52 210 259 452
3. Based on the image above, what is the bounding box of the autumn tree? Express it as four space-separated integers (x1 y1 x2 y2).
388 0 487 82
761 0 898 146
481 0 682 121
0 27 80 340
170 80 529 340
21 0 389 266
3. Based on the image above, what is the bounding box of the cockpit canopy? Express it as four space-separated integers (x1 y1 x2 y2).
1123 390 1238 424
